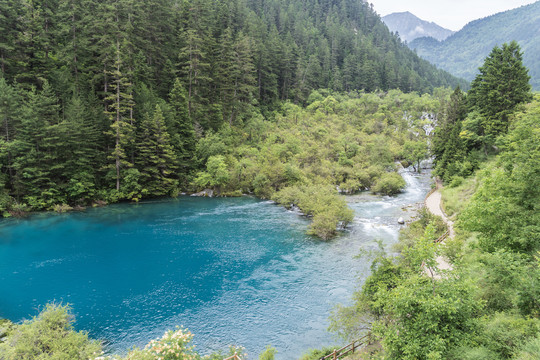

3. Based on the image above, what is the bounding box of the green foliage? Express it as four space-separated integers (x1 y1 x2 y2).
0 304 101 360
192 155 230 193
374 275 481 360
434 42 532 184
0 0 464 213
273 185 354 240
402 140 428 172
476 313 539 359
136 105 179 196
514 333 540 360
472 251 527 313
258 346 276 360
371 172 406 196
298 346 338 360
468 41 532 143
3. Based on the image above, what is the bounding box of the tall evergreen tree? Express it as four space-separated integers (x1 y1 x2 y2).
105 40 135 192
468 41 532 141
0 0 24 77
136 105 178 195
168 78 196 172
432 87 468 181
12 81 61 207
0 78 22 185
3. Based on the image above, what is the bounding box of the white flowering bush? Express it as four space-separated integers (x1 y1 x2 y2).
93 328 198 360
144 327 198 360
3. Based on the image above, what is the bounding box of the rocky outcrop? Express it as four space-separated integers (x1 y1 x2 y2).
191 189 214 197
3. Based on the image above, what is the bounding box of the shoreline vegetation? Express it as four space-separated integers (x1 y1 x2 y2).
0 0 461 240
1 89 444 239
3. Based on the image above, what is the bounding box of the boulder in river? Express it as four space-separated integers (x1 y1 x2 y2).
397 217 405 224
191 189 214 197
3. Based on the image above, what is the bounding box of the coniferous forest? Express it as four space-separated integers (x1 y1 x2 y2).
0 0 465 218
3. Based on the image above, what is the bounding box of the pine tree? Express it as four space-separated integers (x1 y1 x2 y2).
469 41 532 141
217 30 256 125
432 87 468 181
12 81 61 207
61 95 100 203
0 78 22 186
136 105 178 196
105 39 135 192
0 0 24 78
168 78 196 172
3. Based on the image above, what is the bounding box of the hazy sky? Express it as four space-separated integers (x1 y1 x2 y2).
369 0 538 31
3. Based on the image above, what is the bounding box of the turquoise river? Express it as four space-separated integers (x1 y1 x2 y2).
0 169 430 359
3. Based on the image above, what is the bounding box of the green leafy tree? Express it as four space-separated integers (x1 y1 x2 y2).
403 140 428 172
374 275 482 360
193 154 230 193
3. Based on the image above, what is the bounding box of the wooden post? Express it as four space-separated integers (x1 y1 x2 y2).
333 349 337 360
352 340 356 353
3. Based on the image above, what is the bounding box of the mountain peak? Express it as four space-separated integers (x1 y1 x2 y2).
382 12 454 43
409 1 540 89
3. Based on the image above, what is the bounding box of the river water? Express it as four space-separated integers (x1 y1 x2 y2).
0 169 431 359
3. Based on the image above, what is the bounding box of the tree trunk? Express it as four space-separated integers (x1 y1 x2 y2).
116 40 121 191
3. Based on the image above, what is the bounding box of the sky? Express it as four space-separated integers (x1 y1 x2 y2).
369 0 538 31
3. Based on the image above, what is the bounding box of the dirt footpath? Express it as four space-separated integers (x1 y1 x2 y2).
424 186 454 276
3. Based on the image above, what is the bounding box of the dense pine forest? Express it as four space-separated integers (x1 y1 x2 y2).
0 0 465 220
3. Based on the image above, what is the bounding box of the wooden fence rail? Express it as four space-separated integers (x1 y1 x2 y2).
222 336 369 360
435 230 450 243
319 336 368 360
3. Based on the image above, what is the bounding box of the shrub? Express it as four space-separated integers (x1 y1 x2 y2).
145 327 198 360
258 346 276 360
299 346 338 360
53 204 74 213
273 185 354 239
0 304 102 360
371 172 406 195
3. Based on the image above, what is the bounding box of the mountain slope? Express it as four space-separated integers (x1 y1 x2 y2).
409 1 540 89
0 0 467 214
383 11 455 43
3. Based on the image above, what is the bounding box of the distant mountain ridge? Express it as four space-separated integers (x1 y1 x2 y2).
382 12 455 43
409 1 540 89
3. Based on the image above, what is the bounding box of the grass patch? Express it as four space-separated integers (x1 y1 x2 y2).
440 175 477 218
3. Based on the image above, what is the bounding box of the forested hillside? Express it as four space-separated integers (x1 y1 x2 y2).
328 42 539 360
382 12 454 43
0 0 464 220
410 1 540 89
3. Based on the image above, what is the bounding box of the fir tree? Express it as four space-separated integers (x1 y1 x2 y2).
469 41 532 142
105 40 135 192
168 78 196 172
136 105 178 196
